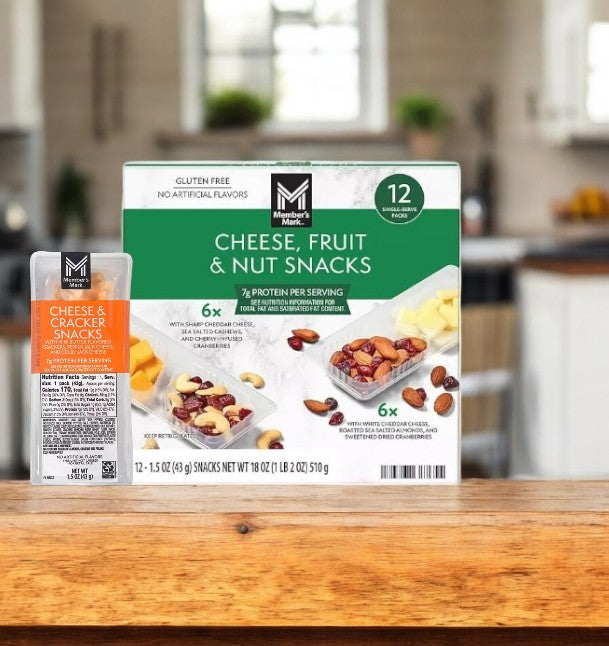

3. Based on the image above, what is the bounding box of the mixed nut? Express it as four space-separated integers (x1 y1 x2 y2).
169 373 252 436
287 327 319 351
304 396 345 426
329 335 427 384
402 364 458 416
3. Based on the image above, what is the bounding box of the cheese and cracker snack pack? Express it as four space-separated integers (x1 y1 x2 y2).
30 252 132 484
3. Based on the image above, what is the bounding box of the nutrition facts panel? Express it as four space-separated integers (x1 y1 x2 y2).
40 374 117 418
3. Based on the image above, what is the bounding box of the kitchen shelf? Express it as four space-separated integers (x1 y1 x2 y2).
2 480 609 643
156 129 402 149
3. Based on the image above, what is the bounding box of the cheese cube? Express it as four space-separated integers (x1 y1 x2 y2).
436 288 459 300
130 335 140 347
416 309 447 331
397 307 418 324
438 303 458 330
130 370 154 391
140 356 164 384
396 321 420 337
419 298 442 313
129 340 155 375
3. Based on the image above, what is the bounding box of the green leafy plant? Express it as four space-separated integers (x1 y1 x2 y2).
396 94 451 133
52 161 91 237
204 88 271 129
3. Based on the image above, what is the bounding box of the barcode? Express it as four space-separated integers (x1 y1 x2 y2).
380 464 446 480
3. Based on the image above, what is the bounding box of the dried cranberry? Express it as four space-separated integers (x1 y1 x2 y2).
395 338 409 350
337 360 351 375
370 356 384 368
288 335 303 351
238 408 253 420
324 397 338 410
206 395 223 410
269 441 284 449
352 375 368 383
329 411 344 426
183 395 206 413
200 426 221 436
360 340 375 355
347 357 358 368
357 364 375 377
443 376 459 390
172 407 190 421
342 344 354 358
190 376 203 385
216 393 236 408
228 417 239 428
416 388 427 402
199 380 214 390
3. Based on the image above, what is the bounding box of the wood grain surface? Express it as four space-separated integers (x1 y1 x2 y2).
1 480 609 628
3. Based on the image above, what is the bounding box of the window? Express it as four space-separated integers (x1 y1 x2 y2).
587 22 609 123
181 0 387 131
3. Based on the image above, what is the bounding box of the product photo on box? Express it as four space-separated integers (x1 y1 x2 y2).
122 162 461 484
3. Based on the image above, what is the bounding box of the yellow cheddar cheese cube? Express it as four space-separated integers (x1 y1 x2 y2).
129 340 155 375
438 303 458 330
129 335 140 347
140 356 164 384
130 370 154 391
436 288 459 301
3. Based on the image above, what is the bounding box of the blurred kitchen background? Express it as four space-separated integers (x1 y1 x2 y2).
2 0 609 479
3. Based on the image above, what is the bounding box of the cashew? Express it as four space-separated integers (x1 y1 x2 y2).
222 404 241 416
195 385 228 396
174 372 200 394
239 371 265 388
193 406 230 433
142 437 159 449
256 429 282 450
168 392 183 409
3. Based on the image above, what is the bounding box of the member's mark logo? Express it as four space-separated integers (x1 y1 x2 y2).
61 252 91 289
271 173 312 227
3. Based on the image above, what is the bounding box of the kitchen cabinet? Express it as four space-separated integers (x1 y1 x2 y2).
542 0 609 143
0 0 41 130
513 262 609 477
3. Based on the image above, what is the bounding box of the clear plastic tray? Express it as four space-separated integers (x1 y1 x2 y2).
308 265 459 401
130 315 277 449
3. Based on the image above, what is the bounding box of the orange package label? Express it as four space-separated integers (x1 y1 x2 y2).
31 300 129 374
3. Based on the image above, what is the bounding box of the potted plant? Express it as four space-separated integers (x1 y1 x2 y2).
204 88 271 130
396 93 451 159
52 161 91 239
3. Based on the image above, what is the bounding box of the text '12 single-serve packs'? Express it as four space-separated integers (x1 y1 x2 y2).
123 162 461 484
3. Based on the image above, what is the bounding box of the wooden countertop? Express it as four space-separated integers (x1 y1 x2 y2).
2 480 609 630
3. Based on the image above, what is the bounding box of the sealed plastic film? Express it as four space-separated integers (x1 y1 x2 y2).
30 252 132 484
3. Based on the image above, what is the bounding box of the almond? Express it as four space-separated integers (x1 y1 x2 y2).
330 350 346 366
349 338 368 351
434 392 454 415
430 365 447 387
408 337 427 353
373 360 392 381
292 328 319 343
353 350 373 366
370 335 392 346
391 348 408 368
304 399 330 414
402 387 424 408
350 367 359 378
374 337 398 361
